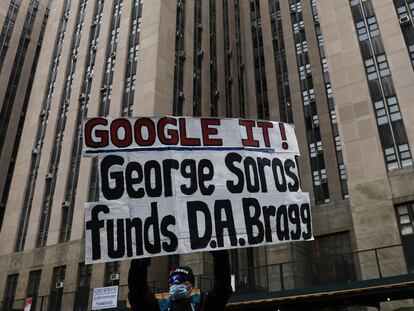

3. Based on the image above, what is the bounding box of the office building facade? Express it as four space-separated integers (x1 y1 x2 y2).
0 0 413 310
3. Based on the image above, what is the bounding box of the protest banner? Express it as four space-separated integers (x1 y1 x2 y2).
83 117 313 264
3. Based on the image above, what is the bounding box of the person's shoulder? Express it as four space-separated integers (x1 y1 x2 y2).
158 297 172 311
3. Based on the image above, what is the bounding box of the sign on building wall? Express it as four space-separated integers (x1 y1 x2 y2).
24 297 33 311
92 286 119 310
83 117 313 264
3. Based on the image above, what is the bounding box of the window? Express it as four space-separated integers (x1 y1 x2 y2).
293 21 304 33
269 0 292 123
105 262 120 286
365 58 378 80
377 54 390 77
395 202 414 273
302 88 315 105
351 0 412 172
37 0 88 248
312 169 327 186
251 0 269 119
295 40 308 54
299 63 311 80
356 21 368 41
367 16 380 38
290 1 302 13
3 274 19 310
49 266 66 311
15 0 71 252
312 0 348 199
74 264 92 311
0 0 20 70
386 97 401 121
399 143 413 167
26 270 42 311
173 0 186 116
309 141 323 158
335 136 342 151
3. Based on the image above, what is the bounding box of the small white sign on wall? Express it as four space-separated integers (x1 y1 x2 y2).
92 286 118 310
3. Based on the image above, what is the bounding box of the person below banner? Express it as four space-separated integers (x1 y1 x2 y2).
128 250 233 311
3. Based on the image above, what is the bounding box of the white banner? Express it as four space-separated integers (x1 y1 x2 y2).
84 149 312 264
92 286 118 310
83 117 312 264
83 117 299 156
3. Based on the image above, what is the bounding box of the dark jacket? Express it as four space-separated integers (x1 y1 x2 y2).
128 251 233 311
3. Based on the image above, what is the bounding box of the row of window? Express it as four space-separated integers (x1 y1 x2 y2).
193 0 202 116
290 0 330 204
90 0 144 201
250 0 269 120
310 0 349 199
122 0 143 116
59 0 106 244
269 0 293 123
350 0 413 171
0 3 49 232
15 0 72 252
89 0 126 203
36 0 89 248
1 262 116 311
0 0 40 156
98 0 124 116
235 0 246 118
0 0 21 71
174 0 244 117
210 0 219 116
393 0 414 68
173 0 186 116
223 0 233 117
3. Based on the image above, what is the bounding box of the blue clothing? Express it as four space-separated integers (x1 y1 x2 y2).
159 295 201 311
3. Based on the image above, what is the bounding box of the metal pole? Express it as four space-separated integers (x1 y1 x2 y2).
279 264 285 291
375 249 382 278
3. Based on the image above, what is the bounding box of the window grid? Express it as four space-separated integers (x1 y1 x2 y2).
37 0 88 248
60 0 105 243
193 0 203 117
49 266 66 311
235 0 246 118
99 0 124 116
122 0 144 116
26 270 42 311
269 0 293 123
223 0 233 117
74 263 92 311
0 0 40 157
0 0 21 71
104 262 120 286
291 0 330 204
395 202 414 236
350 0 413 171
312 0 350 198
393 0 414 69
3 274 19 310
15 0 72 252
173 0 186 116
0 6 49 232
251 0 269 120
210 0 218 116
